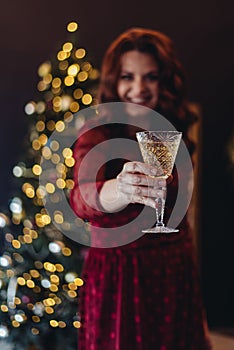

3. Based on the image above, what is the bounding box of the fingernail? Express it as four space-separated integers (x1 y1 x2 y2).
158 180 165 186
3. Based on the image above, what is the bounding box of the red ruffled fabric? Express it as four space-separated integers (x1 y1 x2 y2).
70 120 212 349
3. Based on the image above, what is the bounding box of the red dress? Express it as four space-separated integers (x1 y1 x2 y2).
70 119 212 350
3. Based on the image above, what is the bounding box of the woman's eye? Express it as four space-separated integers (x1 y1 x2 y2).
120 75 132 81
145 74 159 81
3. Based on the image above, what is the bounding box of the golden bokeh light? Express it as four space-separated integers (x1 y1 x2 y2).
70 101 79 112
67 64 80 76
78 71 88 82
52 77 62 89
64 75 74 86
67 22 78 32
73 88 83 100
50 320 58 327
32 164 42 176
38 62 51 77
82 93 92 105
75 48 86 59
63 42 73 52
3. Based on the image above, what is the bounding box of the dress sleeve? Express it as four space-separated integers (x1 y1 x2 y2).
70 124 143 228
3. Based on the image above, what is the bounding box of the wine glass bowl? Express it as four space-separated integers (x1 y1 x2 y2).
136 131 182 234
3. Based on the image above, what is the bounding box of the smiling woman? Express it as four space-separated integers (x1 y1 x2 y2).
70 27 212 349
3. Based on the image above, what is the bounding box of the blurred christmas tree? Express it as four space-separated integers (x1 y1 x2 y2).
0 21 99 350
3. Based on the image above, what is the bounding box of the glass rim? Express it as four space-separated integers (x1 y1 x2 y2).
136 130 182 135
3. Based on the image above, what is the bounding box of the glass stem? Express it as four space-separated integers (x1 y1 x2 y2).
155 192 166 228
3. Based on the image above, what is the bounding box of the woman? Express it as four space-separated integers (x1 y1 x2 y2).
70 27 212 349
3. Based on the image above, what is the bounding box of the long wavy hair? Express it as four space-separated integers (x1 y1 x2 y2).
98 27 197 151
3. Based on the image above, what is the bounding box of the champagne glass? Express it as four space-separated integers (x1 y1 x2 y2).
136 131 182 233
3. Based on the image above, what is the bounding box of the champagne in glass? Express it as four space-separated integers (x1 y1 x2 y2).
136 131 182 233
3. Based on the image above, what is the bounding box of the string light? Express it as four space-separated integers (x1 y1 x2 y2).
0 21 99 345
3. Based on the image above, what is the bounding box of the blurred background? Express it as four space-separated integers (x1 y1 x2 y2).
0 0 234 335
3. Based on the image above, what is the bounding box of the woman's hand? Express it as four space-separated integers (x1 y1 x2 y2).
116 161 167 209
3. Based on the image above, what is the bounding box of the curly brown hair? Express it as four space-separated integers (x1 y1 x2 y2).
98 27 197 147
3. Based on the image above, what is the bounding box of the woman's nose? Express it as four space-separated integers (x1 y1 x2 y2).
132 78 147 94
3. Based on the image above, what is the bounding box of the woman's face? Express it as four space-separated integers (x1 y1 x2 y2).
117 50 159 115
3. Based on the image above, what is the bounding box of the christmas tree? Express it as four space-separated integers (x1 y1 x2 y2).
0 21 99 350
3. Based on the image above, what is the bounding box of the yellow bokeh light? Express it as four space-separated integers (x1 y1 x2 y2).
23 273 31 280
66 179 74 189
64 76 74 86
24 235 32 244
70 101 80 112
12 240 21 249
45 183 55 194
32 164 42 176
55 264 64 272
43 74 52 84
36 121 45 132
42 146 52 159
46 120 55 131
67 22 78 32
73 88 83 100
25 187 35 199
63 42 73 52
38 134 48 146
56 178 66 189
50 275 59 284
38 62 51 77
31 328 40 335
32 316 40 323
62 247 72 256
14 297 21 305
81 62 91 71
32 139 41 151
89 68 100 80
1 305 8 312
44 298 55 306
59 60 68 71
65 157 75 167
12 320 20 328
74 277 84 287
51 154 60 164
50 320 58 327
42 214 51 225
53 96 62 108
54 213 64 224
44 262 56 272
55 121 65 132
37 81 47 91
35 261 43 269
36 186 46 199
52 77 62 88
45 307 54 314
78 71 88 82
57 51 67 61
82 94 92 105
75 48 86 59
27 280 35 288
50 284 58 292
30 270 40 278
62 148 73 158
58 321 66 328
67 64 80 76
50 140 59 151
64 111 73 122
67 290 77 298
68 282 77 290
36 102 46 114
73 321 81 328
16 280 24 290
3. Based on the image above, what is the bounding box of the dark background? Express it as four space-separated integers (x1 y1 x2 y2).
0 0 234 328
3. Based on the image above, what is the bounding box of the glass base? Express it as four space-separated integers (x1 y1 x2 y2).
142 226 179 234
